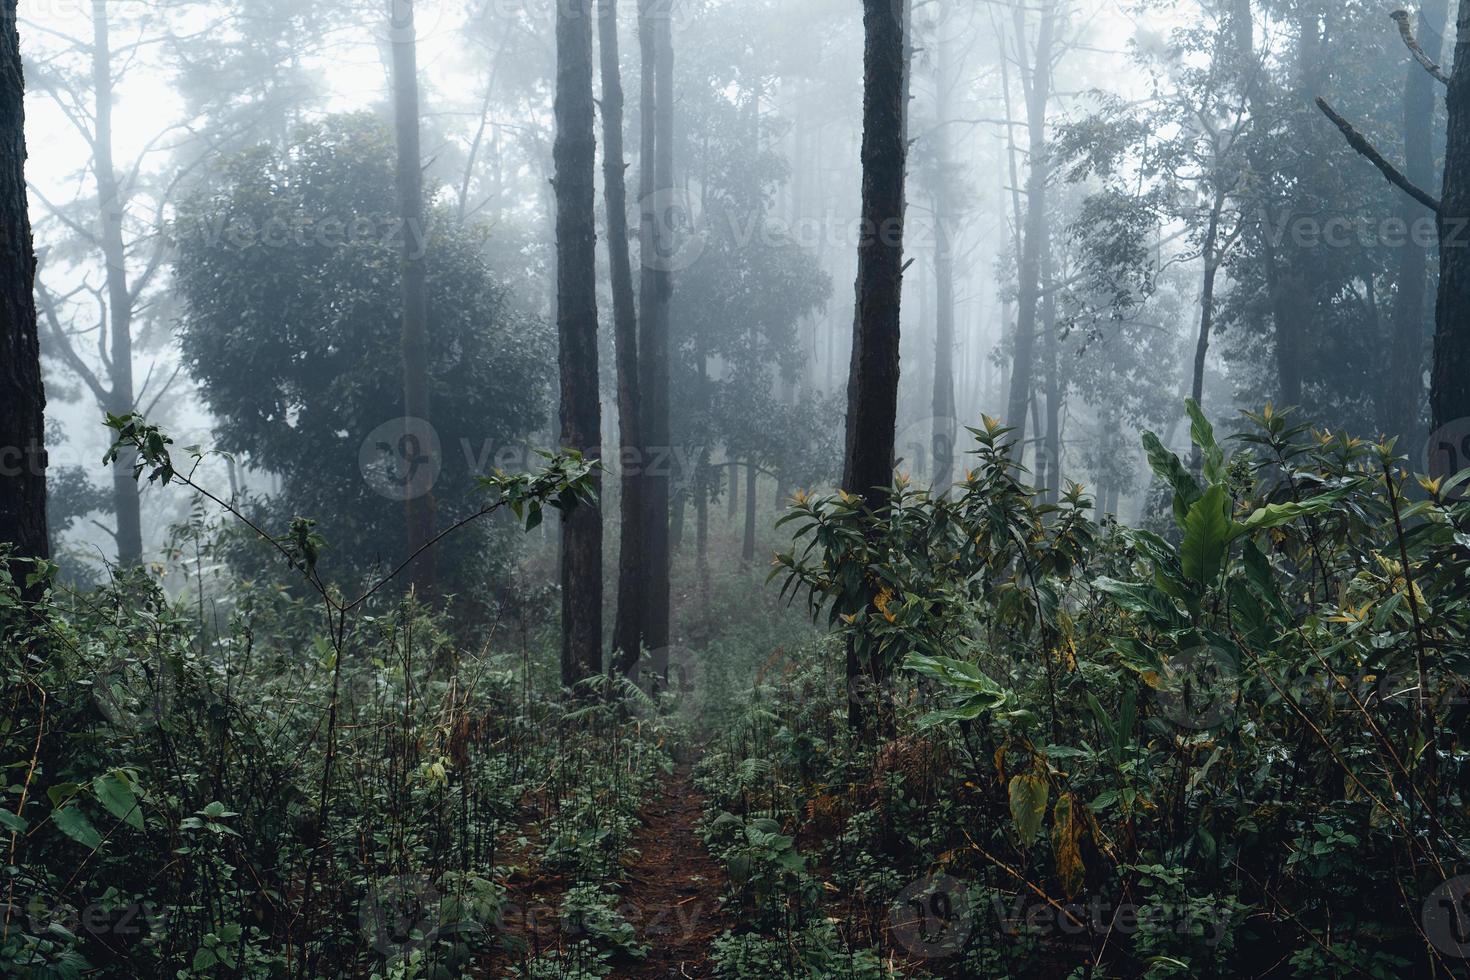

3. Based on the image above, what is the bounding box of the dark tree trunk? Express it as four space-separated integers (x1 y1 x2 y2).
600 0 644 676
726 458 738 520
0 0 47 590
1387 0 1447 447
1003 0 1055 451
843 0 909 732
1191 194 1225 472
843 0 908 509
1435 9 1470 444
555 0 603 687
92 1 141 567
391 0 436 595
637 0 673 677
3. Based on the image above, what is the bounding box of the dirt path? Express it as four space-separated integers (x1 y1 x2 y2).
617 764 731 978
479 764 729 977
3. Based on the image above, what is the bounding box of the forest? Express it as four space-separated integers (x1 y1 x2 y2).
2 0 1470 976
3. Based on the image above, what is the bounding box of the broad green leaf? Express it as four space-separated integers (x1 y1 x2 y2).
1231 489 1346 539
52 806 102 849
93 771 143 831
1141 431 1200 528
1008 773 1048 846
1180 485 1232 587
1185 399 1225 484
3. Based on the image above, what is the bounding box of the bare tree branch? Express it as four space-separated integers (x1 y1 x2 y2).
1391 10 1450 86
1315 97 1441 214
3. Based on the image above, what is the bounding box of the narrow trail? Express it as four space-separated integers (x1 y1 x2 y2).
480 762 729 977
617 763 731 978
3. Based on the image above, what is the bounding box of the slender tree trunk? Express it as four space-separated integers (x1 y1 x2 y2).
1003 0 1055 450
92 1 141 567
600 0 644 675
0 0 47 591
555 0 603 687
695 454 710 619
930 31 957 493
741 460 757 562
1191 196 1225 472
844 0 909 732
1042 246 1061 503
726 458 738 520
1389 0 1448 446
391 0 436 595
637 0 673 677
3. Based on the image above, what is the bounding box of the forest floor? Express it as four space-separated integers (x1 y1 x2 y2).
483 764 730 977
617 765 731 977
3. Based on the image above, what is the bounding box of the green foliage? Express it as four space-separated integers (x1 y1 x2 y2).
172 112 555 594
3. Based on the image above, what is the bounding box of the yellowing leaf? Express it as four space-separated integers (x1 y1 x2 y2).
1052 793 1085 899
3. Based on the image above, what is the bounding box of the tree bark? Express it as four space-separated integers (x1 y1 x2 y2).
1434 7 1470 444
600 0 644 676
0 0 47 590
637 0 673 677
844 0 908 510
1388 0 1447 446
390 0 436 595
844 0 909 733
1003 0 1055 451
555 0 603 687
92 1 141 567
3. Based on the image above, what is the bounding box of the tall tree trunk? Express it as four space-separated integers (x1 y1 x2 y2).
1388 0 1448 446
930 30 957 493
1434 8 1470 444
555 0 603 687
600 0 644 675
844 0 909 732
1003 0 1055 451
637 0 673 677
0 0 47 591
92 1 141 567
391 0 436 595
